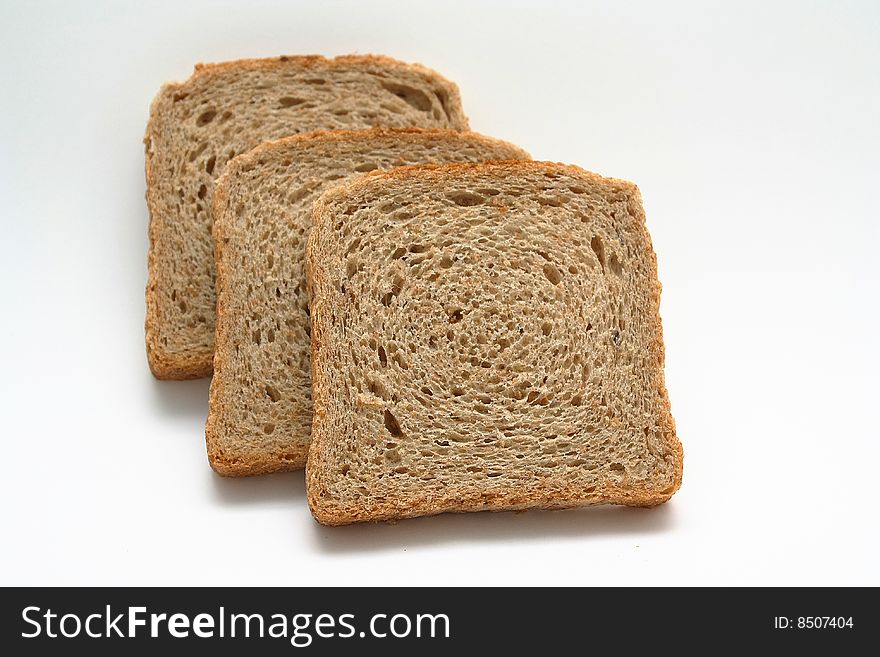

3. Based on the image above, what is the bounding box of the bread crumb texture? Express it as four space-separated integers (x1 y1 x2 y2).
207 129 529 475
145 55 469 379
306 161 682 524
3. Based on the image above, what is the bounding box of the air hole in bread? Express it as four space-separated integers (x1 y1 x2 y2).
380 81 433 112
279 97 305 108
392 351 409 369
205 155 216 175
447 191 485 207
440 254 453 268
609 253 623 277
263 423 275 434
590 236 605 271
196 109 217 126
377 200 402 214
383 409 404 437
433 86 451 121
355 162 379 172
368 378 389 400
287 186 311 204
188 142 207 162
542 263 562 285
346 257 359 278
571 394 583 406
197 184 207 199
541 321 553 336
448 309 463 324
391 273 405 295
265 385 281 402
377 345 387 366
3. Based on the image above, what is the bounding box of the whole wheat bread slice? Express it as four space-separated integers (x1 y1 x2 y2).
145 55 469 379
207 129 529 476
306 161 683 525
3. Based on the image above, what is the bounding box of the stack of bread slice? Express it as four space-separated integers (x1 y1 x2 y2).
145 55 682 525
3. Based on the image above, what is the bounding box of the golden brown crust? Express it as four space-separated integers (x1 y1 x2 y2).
207 441 310 477
147 345 213 380
309 486 678 526
318 159 643 195
144 55 470 380
183 55 468 130
306 160 683 525
218 127 527 177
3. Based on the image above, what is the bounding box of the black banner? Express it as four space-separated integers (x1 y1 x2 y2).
1 587 874 653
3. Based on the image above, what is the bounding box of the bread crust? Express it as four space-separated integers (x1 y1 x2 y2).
144 55 469 379
306 161 683 524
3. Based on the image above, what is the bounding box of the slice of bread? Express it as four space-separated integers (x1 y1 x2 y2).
145 55 470 379
306 161 683 525
206 129 530 476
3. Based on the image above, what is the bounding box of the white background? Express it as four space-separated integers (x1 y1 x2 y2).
1 0 877 586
